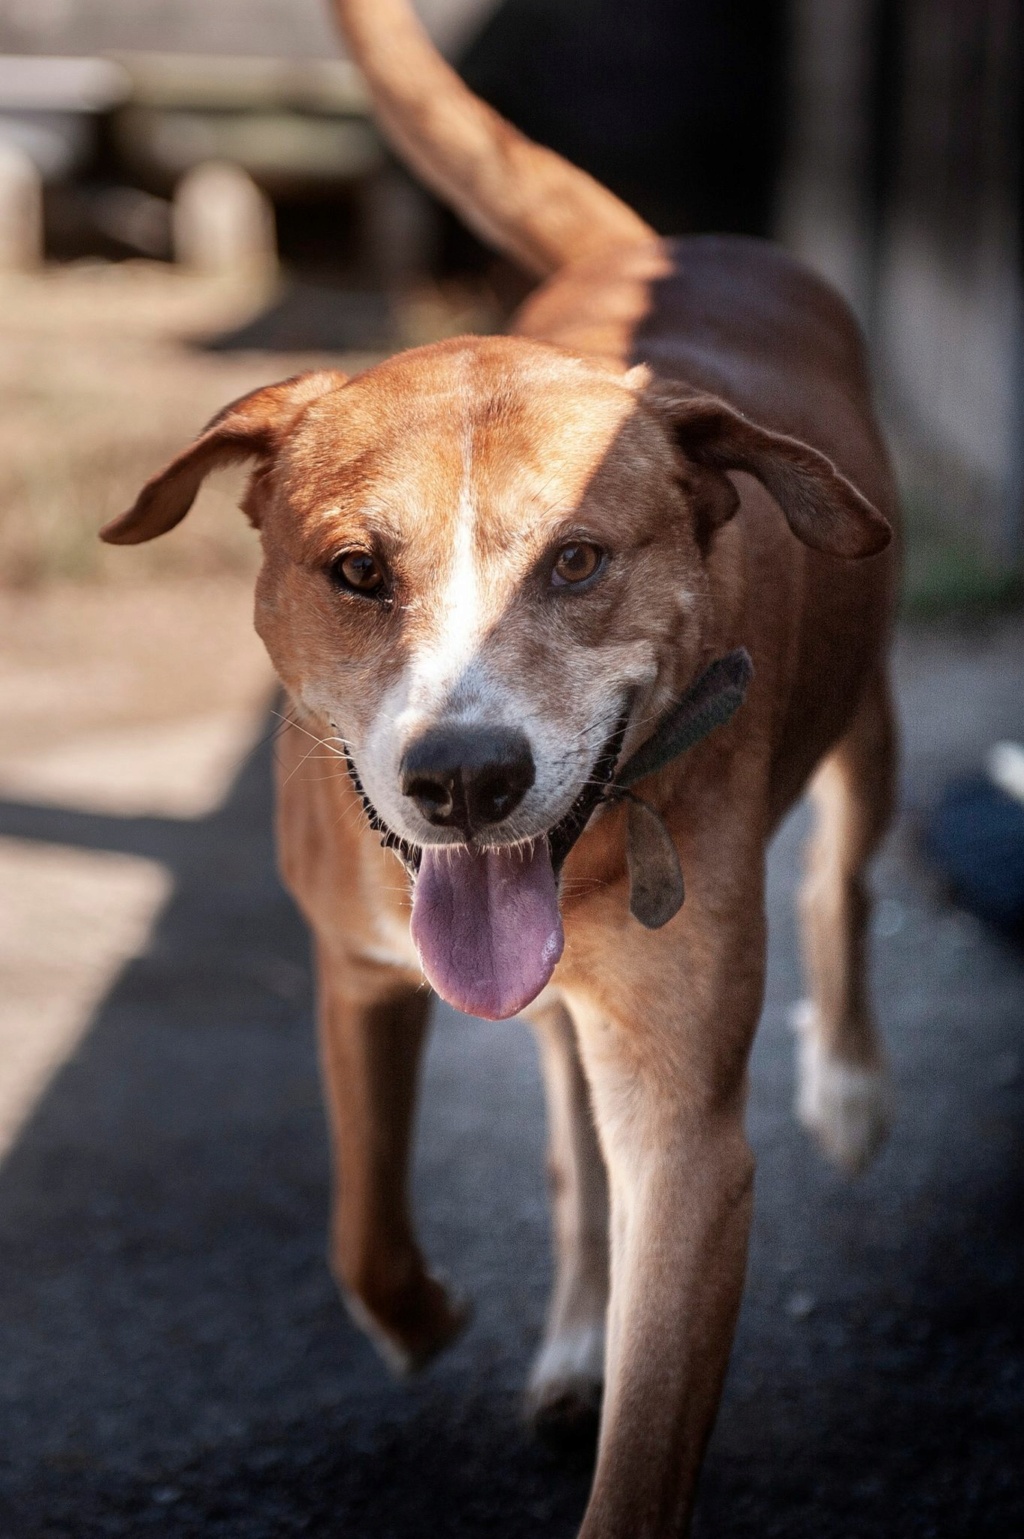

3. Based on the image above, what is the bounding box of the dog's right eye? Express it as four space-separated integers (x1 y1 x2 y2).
329 550 387 597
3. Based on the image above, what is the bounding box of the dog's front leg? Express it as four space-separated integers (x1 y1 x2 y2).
316 945 467 1372
567 902 763 1538
525 999 609 1442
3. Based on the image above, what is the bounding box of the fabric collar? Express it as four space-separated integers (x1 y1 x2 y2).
613 648 753 793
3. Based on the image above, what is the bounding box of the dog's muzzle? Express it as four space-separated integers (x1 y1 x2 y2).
341 711 630 880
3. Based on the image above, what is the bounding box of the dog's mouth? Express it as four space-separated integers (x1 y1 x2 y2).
342 712 629 1020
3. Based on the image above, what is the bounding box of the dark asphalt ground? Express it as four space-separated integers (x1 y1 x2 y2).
0 620 1022 1539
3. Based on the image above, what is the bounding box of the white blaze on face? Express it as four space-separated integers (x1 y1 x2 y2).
343 385 655 850
356 412 512 839
401 424 491 719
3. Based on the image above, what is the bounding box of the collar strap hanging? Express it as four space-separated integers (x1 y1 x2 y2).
601 648 753 929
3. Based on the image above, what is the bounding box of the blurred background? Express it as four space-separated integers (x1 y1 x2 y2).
0 0 1019 599
0 3 1021 1537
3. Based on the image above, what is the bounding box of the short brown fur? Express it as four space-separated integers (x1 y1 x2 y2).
103 4 900 1533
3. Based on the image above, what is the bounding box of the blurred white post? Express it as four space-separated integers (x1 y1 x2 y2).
172 160 277 280
0 142 43 271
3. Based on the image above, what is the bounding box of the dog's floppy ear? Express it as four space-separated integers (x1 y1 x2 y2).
653 390 891 560
100 370 347 545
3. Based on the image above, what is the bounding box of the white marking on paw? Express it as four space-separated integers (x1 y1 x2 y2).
527 1320 605 1412
791 1000 891 1173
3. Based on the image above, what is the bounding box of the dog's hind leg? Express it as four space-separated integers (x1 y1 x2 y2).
794 666 897 1172
316 948 469 1372
524 999 609 1445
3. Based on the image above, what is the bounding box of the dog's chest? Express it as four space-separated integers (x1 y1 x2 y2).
363 864 422 973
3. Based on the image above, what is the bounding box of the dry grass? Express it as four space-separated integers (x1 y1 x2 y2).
0 260 385 588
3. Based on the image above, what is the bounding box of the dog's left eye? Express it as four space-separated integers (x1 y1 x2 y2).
329 550 387 597
551 542 604 588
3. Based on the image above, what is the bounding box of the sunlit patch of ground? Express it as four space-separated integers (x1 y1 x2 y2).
0 260 383 586
0 258 311 1156
0 839 171 1160
0 575 276 1164
0 250 491 1172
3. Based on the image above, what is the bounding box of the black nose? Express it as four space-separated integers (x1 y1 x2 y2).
400 726 535 832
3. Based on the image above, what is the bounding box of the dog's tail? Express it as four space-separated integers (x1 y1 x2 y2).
331 0 654 278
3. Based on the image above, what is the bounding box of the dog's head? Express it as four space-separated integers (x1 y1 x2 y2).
105 336 889 1018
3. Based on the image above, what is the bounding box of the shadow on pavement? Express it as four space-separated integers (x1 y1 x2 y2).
0 713 1021 1537
0 726 588 1538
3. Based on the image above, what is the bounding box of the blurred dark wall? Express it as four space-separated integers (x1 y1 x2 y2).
3 0 1020 586
880 0 1021 581
782 0 1022 587
458 0 788 238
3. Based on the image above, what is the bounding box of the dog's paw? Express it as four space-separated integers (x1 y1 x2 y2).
791 1001 891 1174
343 1270 471 1376
526 1322 604 1451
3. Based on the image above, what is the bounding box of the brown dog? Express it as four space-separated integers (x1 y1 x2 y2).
102 2 899 1532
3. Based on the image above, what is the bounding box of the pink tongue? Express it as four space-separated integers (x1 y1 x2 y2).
411 840 564 1020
